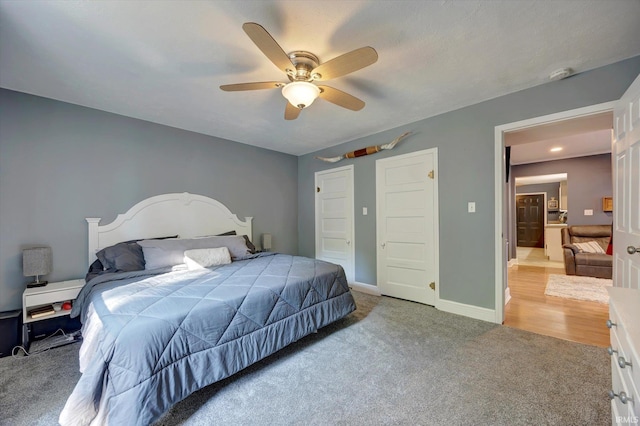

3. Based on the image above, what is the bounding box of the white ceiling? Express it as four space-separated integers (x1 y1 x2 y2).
509 128 612 165
1 0 639 156
507 111 614 165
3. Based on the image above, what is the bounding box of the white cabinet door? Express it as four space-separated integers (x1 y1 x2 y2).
545 226 565 262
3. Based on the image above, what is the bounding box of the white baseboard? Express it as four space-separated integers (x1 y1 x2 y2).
349 281 382 296
437 299 496 323
504 287 511 305
350 282 497 323
508 258 518 268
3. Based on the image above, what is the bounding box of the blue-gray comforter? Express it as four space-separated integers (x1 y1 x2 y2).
59 253 356 426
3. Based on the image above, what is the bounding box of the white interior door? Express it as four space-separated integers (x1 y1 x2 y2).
315 165 355 283
376 149 438 305
613 74 640 290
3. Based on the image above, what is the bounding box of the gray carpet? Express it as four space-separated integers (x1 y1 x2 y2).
0 291 610 425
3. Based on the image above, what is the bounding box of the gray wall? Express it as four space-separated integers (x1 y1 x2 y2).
0 89 298 312
298 56 639 310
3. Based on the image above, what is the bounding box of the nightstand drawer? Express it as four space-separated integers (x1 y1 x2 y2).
23 279 85 323
25 287 81 307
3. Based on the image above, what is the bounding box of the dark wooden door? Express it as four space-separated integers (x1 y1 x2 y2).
516 194 544 248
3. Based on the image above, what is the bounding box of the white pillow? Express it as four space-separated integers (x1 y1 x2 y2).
574 241 606 254
183 247 231 270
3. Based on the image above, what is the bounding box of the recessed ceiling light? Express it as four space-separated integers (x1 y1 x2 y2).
550 147 563 152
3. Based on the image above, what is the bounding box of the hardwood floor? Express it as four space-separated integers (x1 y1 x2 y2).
504 249 610 348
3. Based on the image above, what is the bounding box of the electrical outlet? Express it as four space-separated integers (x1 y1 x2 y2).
584 209 593 216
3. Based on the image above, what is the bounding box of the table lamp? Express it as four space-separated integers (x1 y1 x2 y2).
261 233 272 252
23 247 52 288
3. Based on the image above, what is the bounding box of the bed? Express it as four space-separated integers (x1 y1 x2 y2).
59 193 356 426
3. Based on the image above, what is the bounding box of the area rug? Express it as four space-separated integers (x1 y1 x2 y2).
544 274 612 303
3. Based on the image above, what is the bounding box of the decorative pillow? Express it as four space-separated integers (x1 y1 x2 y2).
139 235 250 270
606 226 614 255
241 235 256 254
95 235 178 272
574 241 606 254
96 242 145 272
85 258 107 282
208 230 256 253
183 247 231 270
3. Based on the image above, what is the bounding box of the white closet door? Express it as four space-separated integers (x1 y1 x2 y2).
376 149 438 305
315 165 355 283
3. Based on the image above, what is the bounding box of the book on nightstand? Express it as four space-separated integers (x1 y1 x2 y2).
29 305 55 319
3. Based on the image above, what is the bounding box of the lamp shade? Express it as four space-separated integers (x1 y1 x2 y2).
261 233 272 251
281 82 320 109
23 247 52 277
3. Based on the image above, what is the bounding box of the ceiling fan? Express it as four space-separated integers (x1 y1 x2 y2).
220 22 378 120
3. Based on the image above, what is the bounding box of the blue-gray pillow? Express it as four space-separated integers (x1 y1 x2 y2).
139 235 251 270
95 235 178 272
96 242 144 272
215 230 256 253
85 258 108 282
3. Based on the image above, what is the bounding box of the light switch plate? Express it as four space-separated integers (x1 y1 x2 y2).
362 207 368 215
584 209 593 216
468 202 476 213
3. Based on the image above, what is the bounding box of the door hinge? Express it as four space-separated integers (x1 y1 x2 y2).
428 170 435 180
317 186 320 193
429 281 435 290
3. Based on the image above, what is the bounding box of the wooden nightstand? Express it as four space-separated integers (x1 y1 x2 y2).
22 279 84 347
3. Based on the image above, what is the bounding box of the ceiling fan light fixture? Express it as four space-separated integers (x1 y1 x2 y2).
282 81 320 109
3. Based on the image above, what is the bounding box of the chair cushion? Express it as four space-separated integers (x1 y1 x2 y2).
574 252 613 268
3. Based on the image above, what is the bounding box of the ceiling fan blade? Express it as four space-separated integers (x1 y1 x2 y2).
318 85 365 111
220 81 282 91
242 22 294 73
284 102 302 120
312 47 378 81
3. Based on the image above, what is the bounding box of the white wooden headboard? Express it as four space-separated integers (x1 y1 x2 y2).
86 192 253 266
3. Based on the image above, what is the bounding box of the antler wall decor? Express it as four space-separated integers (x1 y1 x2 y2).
315 131 412 163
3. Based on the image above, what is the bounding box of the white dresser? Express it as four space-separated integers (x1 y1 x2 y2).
607 287 640 425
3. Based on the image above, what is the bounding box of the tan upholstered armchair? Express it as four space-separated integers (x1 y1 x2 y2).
561 225 612 279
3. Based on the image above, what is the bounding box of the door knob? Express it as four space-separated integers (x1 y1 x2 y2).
609 390 633 404
628 246 640 255
346 240 351 245
618 356 633 369
381 242 386 248
619 391 633 404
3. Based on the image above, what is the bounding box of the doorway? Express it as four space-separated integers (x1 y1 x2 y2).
493 101 616 324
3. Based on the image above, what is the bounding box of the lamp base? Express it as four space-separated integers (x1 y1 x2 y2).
27 281 48 288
